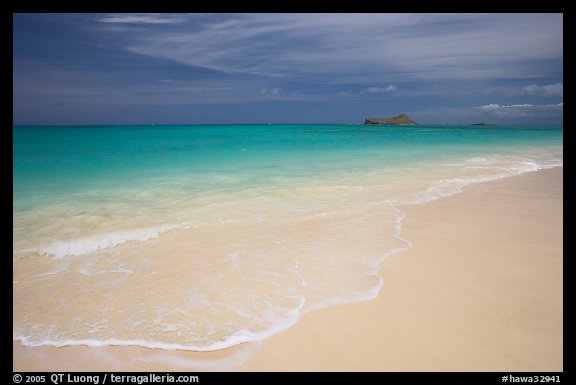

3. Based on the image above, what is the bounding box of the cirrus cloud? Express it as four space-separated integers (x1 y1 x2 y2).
13 13 563 124
98 13 188 25
363 85 398 93
480 102 563 110
521 82 563 97
478 102 563 119
99 13 562 81
261 87 282 95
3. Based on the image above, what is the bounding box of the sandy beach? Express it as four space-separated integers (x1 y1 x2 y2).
13 167 563 372
240 167 563 371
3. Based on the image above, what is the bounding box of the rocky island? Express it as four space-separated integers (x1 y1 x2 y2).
364 114 417 125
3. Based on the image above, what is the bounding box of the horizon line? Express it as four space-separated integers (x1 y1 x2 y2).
12 122 564 127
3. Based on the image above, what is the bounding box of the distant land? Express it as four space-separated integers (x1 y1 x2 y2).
364 114 417 125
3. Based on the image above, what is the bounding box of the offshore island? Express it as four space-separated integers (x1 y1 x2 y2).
364 114 417 125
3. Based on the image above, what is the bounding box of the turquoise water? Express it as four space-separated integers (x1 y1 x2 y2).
13 124 562 211
13 124 563 351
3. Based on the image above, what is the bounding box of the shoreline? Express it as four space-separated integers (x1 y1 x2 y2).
239 166 563 371
13 167 563 371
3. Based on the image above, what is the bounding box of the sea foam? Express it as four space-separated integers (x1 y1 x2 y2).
37 224 182 259
410 157 562 204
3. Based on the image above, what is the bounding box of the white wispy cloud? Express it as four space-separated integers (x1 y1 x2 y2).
261 87 282 95
99 13 562 82
477 102 563 118
98 13 188 24
363 85 398 93
480 102 563 110
466 82 564 98
12 13 564 124
416 101 563 124
520 82 563 97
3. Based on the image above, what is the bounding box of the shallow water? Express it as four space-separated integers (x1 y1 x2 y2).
13 124 563 351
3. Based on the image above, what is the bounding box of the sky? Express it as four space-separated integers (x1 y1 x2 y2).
13 13 563 125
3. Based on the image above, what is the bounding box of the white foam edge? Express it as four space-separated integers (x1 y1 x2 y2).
35 223 184 260
130 341 261 372
302 206 413 313
14 311 299 352
407 159 562 205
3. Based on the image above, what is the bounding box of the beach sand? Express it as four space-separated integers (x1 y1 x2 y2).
13 167 563 372
240 167 563 371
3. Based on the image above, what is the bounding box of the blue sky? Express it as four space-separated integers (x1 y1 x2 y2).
13 13 563 125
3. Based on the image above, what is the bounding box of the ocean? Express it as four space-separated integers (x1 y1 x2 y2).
13 124 563 352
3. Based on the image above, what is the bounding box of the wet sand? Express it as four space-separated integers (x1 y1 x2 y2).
239 167 563 371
